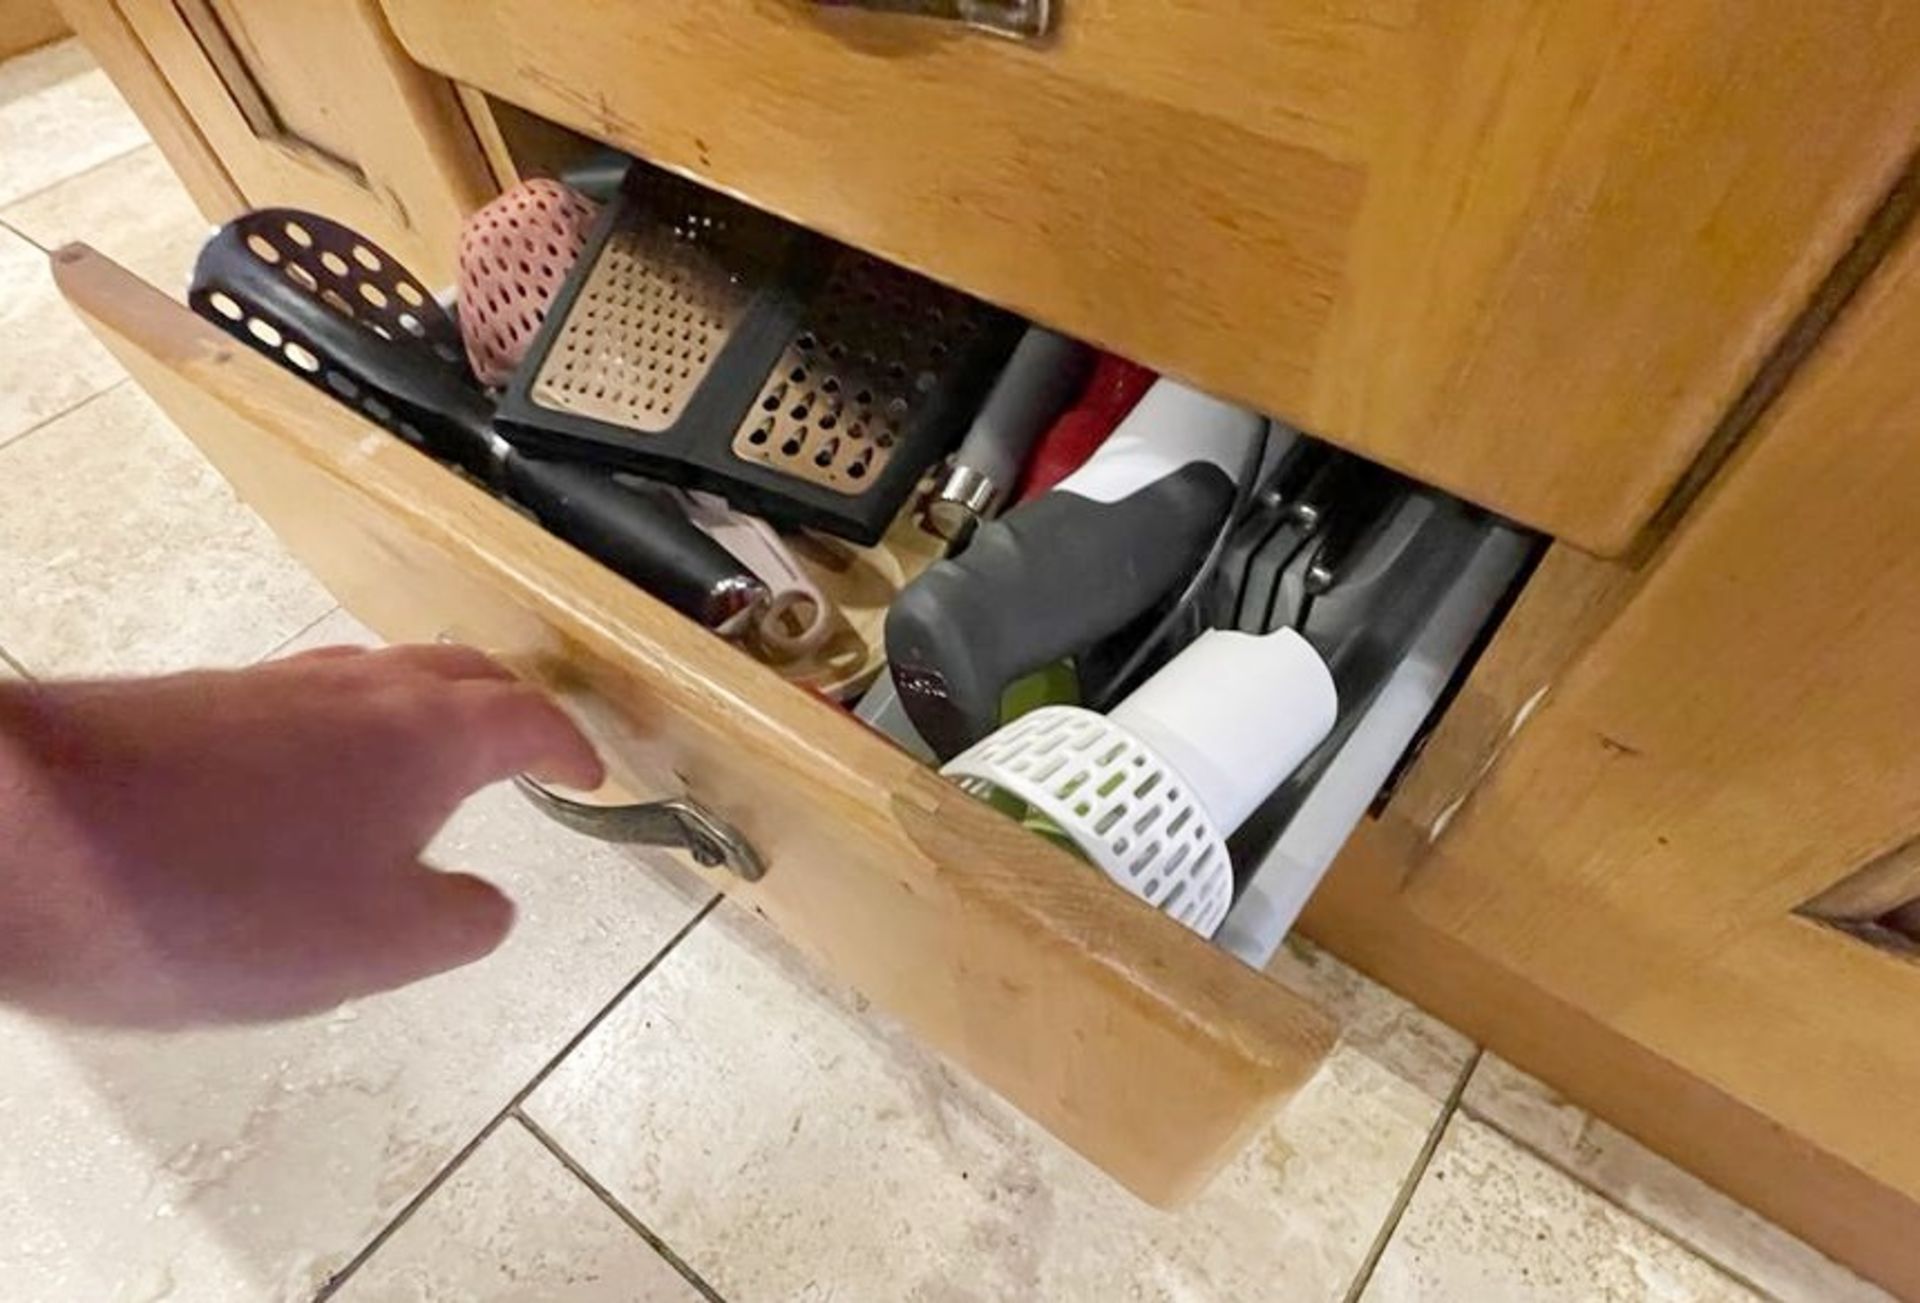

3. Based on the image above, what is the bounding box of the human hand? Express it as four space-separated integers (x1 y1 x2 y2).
0 644 603 1028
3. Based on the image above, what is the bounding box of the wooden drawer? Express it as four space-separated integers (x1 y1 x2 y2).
55 244 1341 1208
378 0 1920 555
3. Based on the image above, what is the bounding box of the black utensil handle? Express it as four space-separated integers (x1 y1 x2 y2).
885 462 1236 759
501 455 766 629
955 327 1092 496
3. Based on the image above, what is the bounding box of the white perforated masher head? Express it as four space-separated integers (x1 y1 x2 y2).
941 706 1234 936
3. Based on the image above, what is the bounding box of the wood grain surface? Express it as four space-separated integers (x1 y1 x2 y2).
88 0 495 283
1 0 65 60
381 0 1920 553
55 243 1334 1208
53 0 245 219
1382 544 1633 852
1387 186 1920 1243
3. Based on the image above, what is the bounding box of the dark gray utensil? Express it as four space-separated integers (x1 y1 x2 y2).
924 326 1092 542
1228 489 1493 882
885 383 1265 759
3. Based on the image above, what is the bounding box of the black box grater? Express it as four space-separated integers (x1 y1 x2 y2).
497 164 1021 545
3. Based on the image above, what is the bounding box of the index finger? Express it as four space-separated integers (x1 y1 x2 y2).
440 679 609 794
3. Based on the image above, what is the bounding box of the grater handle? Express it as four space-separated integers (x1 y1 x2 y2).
926 327 1091 541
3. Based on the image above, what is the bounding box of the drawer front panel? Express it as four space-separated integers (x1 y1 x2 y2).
55 245 1334 1208
382 0 1920 554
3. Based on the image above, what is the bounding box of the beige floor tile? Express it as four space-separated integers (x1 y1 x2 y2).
0 781 716 1302
0 221 126 448
332 1120 704 1303
527 912 1471 1303
1267 935 1474 1103
0 383 335 676
0 38 149 210
1462 1054 1891 1303
3 144 209 296
1363 1115 1760 1303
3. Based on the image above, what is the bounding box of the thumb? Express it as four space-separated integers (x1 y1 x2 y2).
91 866 518 1028
305 866 518 1008
240 867 518 1020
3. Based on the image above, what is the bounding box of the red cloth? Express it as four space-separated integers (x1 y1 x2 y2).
1010 353 1155 504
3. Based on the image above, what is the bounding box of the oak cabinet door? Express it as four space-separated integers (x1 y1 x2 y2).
1413 211 1920 1239
83 0 494 282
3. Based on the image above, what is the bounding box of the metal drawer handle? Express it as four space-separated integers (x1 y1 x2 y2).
812 0 1052 40
428 633 765 881
515 776 767 882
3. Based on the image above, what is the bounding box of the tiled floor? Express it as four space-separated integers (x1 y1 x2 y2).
0 38 1892 1303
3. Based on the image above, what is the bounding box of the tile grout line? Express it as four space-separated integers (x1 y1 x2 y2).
255 605 347 664
312 894 724 1301
0 644 33 682
1339 1046 1482 1303
0 138 155 227
1457 1099 1790 1302
514 1109 732 1303
0 377 133 458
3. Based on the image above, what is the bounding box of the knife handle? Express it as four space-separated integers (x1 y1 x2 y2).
926 328 1092 539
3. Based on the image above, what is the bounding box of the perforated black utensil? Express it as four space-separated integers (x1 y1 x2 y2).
189 209 767 629
498 166 1022 545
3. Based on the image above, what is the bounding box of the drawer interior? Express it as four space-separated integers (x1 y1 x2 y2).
177 147 1542 962
441 132 1547 944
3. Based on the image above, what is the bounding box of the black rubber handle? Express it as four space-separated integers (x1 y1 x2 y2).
502 455 766 629
885 462 1236 759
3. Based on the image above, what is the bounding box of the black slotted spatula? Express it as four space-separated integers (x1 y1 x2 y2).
188 208 766 630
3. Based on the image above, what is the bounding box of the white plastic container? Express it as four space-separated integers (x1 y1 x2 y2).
942 627 1337 937
1110 628 1337 836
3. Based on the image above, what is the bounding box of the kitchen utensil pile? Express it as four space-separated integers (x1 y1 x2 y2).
189 207 770 632
187 154 1495 942
497 168 1021 545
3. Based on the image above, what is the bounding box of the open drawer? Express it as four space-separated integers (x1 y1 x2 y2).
55 243 1343 1207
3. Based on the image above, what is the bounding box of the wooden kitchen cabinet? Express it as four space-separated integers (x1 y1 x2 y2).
50 1 1920 1294
1 0 66 61
61 0 1920 554
1308 206 1920 1294
378 0 1920 556
1427 205 1920 1238
54 0 496 283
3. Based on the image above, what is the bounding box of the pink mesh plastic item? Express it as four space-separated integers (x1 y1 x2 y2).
456 179 600 388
